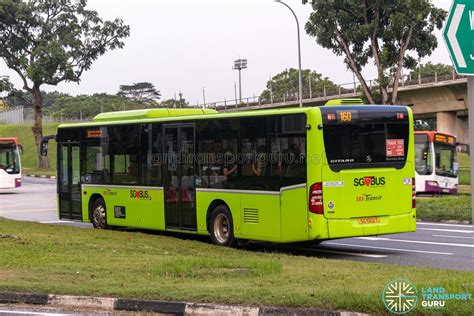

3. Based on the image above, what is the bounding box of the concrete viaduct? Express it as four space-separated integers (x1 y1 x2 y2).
213 77 469 144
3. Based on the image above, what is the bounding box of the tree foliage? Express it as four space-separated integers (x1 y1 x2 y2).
260 68 338 102
46 93 150 119
0 76 13 94
0 0 130 167
409 62 454 78
160 97 189 108
305 0 446 104
117 82 161 104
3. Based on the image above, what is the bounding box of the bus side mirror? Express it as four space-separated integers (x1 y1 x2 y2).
40 135 55 157
18 144 23 154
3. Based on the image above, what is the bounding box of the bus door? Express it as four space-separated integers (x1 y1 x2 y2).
163 124 197 231
58 143 82 220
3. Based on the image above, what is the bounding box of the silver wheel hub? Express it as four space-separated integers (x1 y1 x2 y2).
214 213 230 244
93 205 106 227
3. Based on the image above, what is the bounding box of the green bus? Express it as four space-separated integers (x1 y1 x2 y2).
42 104 416 246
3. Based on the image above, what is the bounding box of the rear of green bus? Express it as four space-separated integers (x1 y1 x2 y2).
307 105 416 240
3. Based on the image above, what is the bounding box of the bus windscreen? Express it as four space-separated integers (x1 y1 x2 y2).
0 141 20 174
321 107 410 171
434 142 457 178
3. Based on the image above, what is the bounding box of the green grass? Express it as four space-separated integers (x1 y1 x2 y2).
0 123 59 175
458 153 470 185
0 219 473 315
417 195 472 223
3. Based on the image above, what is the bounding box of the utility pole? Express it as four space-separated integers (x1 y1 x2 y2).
275 0 303 107
202 87 206 108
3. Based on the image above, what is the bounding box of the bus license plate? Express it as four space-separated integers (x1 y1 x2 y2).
358 217 381 224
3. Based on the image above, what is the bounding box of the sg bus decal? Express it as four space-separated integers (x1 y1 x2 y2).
130 189 152 201
354 176 386 187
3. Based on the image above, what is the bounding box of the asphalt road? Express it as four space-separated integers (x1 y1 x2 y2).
1 177 473 271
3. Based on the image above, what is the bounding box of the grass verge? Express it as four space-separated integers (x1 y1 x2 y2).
417 195 472 223
0 218 473 315
458 153 470 185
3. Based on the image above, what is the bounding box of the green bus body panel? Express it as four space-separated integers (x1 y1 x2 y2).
195 191 241 235
82 185 166 230
280 186 309 242
321 164 413 220
61 105 416 243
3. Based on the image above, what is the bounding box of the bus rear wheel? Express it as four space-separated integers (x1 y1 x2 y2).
91 198 108 229
209 205 236 247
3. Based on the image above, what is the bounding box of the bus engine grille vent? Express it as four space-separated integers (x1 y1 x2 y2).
244 209 259 224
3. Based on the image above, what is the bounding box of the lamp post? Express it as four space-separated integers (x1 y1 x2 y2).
275 0 303 107
233 59 247 103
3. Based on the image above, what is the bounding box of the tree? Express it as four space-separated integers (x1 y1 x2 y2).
0 0 130 168
117 82 161 105
0 76 13 94
305 1 446 104
260 68 338 102
409 62 454 78
47 93 148 120
160 97 189 108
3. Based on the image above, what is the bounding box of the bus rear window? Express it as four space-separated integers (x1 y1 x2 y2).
321 107 409 171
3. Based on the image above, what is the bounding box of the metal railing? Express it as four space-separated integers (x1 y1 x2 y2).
192 71 466 111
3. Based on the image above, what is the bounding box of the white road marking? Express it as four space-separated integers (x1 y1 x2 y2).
0 209 56 214
326 242 453 255
417 222 473 228
0 311 68 316
357 236 474 248
302 247 388 258
432 235 474 240
418 228 473 234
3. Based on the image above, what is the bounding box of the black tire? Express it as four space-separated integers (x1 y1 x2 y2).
91 198 108 229
209 205 236 247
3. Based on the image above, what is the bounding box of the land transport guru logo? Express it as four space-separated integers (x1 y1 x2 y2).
381 279 472 314
382 279 418 314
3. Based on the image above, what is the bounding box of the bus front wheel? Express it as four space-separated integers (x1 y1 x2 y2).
209 205 236 247
91 198 108 229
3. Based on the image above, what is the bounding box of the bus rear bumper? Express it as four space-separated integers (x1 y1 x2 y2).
325 211 416 239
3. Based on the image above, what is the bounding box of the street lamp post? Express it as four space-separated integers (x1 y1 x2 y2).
275 0 303 107
233 59 247 103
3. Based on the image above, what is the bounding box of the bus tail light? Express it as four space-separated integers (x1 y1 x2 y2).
309 182 323 214
412 177 416 209
15 178 21 187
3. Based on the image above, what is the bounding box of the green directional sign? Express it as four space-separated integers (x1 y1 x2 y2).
443 0 474 76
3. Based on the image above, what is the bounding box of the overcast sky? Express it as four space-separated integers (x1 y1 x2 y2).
0 0 452 105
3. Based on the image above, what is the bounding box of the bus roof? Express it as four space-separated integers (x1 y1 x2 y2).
414 131 456 142
0 137 19 144
58 105 409 129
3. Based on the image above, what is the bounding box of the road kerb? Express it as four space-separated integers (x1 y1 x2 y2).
0 292 369 315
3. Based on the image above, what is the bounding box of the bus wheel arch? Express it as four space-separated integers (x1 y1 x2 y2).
207 200 236 247
89 194 108 229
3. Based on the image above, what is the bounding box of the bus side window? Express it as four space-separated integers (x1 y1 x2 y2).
108 125 140 185
240 117 267 190
196 119 238 189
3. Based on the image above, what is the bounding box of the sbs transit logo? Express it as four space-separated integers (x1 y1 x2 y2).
382 279 418 314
